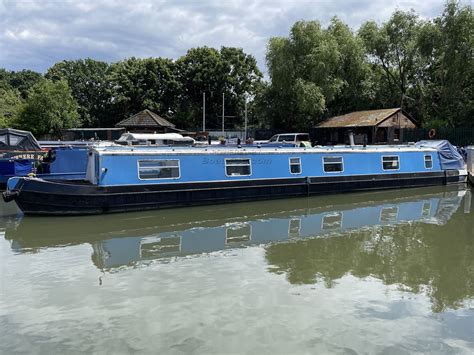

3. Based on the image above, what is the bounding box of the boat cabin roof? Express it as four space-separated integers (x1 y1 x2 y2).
117 132 194 142
0 128 42 151
91 143 438 156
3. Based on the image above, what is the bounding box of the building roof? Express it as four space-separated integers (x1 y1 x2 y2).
317 108 407 128
115 109 175 128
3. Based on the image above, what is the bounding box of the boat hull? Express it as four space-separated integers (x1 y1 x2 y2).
4 170 461 215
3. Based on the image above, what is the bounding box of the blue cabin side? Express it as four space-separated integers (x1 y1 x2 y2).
42 147 89 180
92 147 443 187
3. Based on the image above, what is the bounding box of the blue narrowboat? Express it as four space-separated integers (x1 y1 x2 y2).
0 128 98 187
0 128 45 186
2 140 466 215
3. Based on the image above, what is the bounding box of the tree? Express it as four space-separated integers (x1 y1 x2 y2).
264 19 371 130
0 88 22 128
0 69 43 99
17 79 80 138
106 57 180 126
176 46 262 130
417 1 473 126
358 11 422 115
46 59 111 127
8 70 43 99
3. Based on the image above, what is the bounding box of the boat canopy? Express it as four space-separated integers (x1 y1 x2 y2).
0 128 42 151
415 140 465 170
117 132 195 144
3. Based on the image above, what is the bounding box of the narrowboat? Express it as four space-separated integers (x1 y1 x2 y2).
2 140 467 215
0 128 45 187
0 128 115 188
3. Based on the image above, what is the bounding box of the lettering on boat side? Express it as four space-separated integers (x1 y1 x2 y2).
0 153 44 160
202 158 272 165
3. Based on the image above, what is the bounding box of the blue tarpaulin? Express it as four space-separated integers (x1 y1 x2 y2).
415 140 465 170
14 160 34 176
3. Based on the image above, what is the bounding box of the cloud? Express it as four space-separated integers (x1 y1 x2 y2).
0 0 452 74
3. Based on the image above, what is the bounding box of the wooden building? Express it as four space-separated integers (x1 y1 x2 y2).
115 109 178 133
315 108 418 145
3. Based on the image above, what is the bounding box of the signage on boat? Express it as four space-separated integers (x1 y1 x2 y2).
0 151 46 160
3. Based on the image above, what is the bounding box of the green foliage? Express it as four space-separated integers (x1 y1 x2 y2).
176 46 262 129
0 69 43 99
46 59 111 127
107 57 180 126
0 88 22 128
418 1 473 126
17 79 80 138
264 18 370 130
359 11 421 106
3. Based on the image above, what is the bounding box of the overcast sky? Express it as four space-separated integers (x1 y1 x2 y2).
0 0 460 74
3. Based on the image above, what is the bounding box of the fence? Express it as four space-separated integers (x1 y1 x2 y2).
402 127 474 147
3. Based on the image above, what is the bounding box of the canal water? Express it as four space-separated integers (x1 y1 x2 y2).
0 186 473 354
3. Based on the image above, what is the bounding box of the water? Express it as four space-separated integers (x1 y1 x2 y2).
0 186 473 354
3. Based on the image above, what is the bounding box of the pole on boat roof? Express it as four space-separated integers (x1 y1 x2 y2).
244 97 248 139
222 93 225 136
202 92 206 132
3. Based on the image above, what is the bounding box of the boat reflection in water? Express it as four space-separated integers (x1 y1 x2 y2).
4 186 466 262
5 187 472 311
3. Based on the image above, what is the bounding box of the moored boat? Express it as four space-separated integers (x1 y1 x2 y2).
3 140 467 215
0 128 120 188
0 128 45 187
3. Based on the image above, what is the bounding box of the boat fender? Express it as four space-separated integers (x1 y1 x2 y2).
428 129 436 139
2 190 19 203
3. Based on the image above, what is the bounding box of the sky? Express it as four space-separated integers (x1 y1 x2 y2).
0 0 458 74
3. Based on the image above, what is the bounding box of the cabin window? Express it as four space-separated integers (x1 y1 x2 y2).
424 155 433 169
138 160 180 179
323 156 343 173
289 157 301 174
225 158 251 176
382 156 400 170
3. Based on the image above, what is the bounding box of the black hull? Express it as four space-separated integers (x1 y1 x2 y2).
6 171 463 215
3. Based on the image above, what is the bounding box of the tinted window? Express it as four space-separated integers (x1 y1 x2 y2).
424 155 433 169
289 157 301 174
382 156 400 170
138 160 180 179
323 156 343 172
278 135 294 142
225 159 251 176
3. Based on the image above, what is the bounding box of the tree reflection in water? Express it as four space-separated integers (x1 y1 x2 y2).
265 207 473 312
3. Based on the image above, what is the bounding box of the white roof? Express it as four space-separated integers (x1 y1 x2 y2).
94 144 438 156
117 133 194 142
